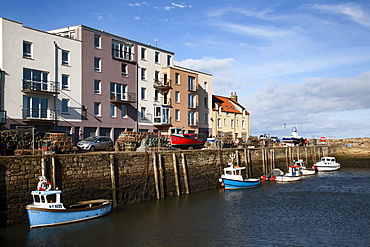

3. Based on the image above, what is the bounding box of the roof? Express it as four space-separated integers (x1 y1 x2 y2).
212 95 249 114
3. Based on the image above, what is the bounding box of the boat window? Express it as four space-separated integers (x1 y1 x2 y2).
225 171 233 175
33 195 41 203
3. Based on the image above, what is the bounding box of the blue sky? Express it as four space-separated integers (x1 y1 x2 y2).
2 0 370 139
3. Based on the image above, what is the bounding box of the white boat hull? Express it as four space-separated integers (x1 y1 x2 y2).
316 165 340 172
275 175 301 182
314 157 340 172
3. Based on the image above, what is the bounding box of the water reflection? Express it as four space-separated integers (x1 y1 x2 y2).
0 168 369 246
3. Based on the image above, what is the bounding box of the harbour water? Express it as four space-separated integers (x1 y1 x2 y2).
0 168 369 246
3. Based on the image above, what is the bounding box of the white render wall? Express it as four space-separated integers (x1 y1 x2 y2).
137 44 174 130
0 18 82 123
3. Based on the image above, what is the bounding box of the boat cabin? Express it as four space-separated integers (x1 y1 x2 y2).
30 190 65 209
222 163 247 179
321 157 336 163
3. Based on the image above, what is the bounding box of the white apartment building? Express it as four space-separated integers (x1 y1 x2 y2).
0 18 82 135
136 43 174 133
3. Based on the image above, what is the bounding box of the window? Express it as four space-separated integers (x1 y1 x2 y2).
242 120 245 129
141 47 146 60
110 104 116 117
23 41 32 58
167 55 171 66
204 81 208 92
94 102 101 116
188 76 195 91
175 73 180 85
23 96 48 119
121 105 127 118
62 50 69 65
224 118 227 126
188 94 195 108
62 99 69 114
94 80 101 94
231 119 234 128
218 118 221 128
141 68 146 80
175 109 180 121
94 34 101 48
94 57 101 72
154 90 159 102
204 97 208 107
204 113 208 124
121 64 128 77
23 68 48 91
110 82 127 100
188 111 195 126
141 107 146 119
141 87 146 100
218 105 222 115
175 91 180 103
62 75 69 90
155 51 159 63
112 40 133 60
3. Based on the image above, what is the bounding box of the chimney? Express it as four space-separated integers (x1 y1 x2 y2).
230 91 238 102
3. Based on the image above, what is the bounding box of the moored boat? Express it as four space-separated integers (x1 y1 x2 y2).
26 177 112 228
275 165 302 182
219 155 260 189
314 157 340 172
294 159 317 175
261 168 284 181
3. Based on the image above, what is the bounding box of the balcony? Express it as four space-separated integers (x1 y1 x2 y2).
22 108 57 121
154 79 172 90
22 79 59 94
110 92 136 103
154 97 172 106
0 110 6 124
188 103 197 109
154 116 172 126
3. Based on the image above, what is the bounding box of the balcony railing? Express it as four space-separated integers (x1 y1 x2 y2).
110 92 136 103
154 79 172 90
188 103 197 109
154 116 172 126
0 110 6 124
112 50 134 62
22 79 59 94
22 108 57 121
154 97 172 106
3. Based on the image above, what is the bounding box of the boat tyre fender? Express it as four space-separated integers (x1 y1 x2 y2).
38 180 52 191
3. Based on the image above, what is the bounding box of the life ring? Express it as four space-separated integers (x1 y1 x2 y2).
38 180 52 191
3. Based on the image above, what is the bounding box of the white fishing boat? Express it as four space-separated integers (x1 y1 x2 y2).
294 159 317 175
275 165 302 182
26 177 112 228
314 157 340 172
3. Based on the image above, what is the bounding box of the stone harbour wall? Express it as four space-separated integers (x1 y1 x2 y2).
0 145 369 226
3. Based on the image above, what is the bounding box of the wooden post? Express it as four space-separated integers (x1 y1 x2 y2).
173 153 180 196
248 149 252 177
51 156 56 190
261 148 265 175
236 150 239 167
41 157 46 178
152 152 160 199
110 154 117 207
285 148 289 171
181 153 189 194
244 149 248 178
158 153 165 199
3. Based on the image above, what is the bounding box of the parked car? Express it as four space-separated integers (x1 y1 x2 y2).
77 136 114 151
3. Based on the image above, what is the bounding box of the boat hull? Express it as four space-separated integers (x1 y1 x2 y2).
302 169 316 175
275 175 301 182
316 165 340 172
221 178 260 189
26 202 112 228
170 135 205 148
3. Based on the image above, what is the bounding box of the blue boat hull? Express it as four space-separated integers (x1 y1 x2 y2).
221 178 260 189
26 204 112 228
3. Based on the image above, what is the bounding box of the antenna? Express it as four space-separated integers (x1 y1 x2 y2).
154 38 158 48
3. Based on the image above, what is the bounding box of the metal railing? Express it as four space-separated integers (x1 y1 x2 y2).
22 79 59 94
110 92 136 103
22 108 57 121
153 79 172 89
154 97 172 106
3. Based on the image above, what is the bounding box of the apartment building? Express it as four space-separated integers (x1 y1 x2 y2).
136 43 174 133
212 92 250 142
50 25 138 141
0 18 82 138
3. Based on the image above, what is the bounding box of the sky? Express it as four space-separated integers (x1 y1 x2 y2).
2 0 370 139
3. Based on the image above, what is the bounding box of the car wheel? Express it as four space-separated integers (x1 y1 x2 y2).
107 145 113 151
90 146 96 151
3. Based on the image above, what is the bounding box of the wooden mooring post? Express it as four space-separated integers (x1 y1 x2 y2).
173 153 180 196
152 152 160 199
110 154 117 207
181 153 190 194
158 153 165 199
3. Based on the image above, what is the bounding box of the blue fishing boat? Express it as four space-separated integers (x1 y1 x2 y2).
26 177 112 228
219 155 260 189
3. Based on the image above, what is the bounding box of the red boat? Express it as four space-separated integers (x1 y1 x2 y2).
170 128 205 149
